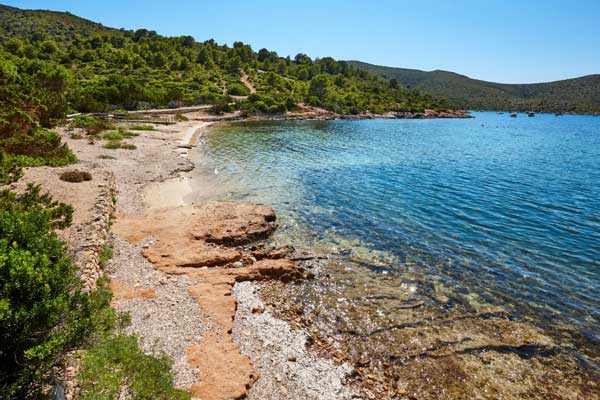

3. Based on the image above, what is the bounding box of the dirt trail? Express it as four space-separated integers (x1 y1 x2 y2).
241 71 257 94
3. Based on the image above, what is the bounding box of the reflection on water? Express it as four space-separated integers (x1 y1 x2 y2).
190 113 600 397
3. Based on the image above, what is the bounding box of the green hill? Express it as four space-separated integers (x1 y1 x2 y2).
0 4 451 117
348 60 600 113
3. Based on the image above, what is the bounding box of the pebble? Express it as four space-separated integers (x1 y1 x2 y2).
233 281 357 399
107 236 205 389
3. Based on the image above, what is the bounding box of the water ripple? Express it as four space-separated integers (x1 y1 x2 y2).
195 113 600 345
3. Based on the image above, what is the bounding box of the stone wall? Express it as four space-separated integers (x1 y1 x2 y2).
67 172 117 290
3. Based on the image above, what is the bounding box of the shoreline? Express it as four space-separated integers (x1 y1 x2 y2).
138 118 357 399
20 111 599 399
144 115 599 399
48 114 357 399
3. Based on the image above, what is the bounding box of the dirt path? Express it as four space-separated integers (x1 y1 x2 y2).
241 71 257 94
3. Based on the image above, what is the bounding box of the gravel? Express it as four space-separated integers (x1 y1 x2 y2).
233 281 358 400
106 236 205 389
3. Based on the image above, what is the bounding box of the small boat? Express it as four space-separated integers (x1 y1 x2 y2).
528 112 535 117
510 112 517 118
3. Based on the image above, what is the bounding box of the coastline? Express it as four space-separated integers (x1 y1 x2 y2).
39 114 357 399
18 110 599 399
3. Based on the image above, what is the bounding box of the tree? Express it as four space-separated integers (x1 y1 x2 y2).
196 47 213 65
181 35 195 47
294 53 312 64
308 74 332 104
257 48 270 62
225 55 242 73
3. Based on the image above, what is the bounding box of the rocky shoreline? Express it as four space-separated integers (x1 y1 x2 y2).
23 114 362 399
17 110 599 399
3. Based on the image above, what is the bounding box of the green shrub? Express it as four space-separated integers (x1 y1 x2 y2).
0 185 90 398
0 151 23 185
119 143 137 150
98 244 113 268
102 140 136 150
175 114 188 122
103 140 122 149
79 335 190 400
0 128 77 167
59 170 92 183
253 100 268 113
227 83 250 96
101 129 137 141
69 116 114 135
128 124 156 131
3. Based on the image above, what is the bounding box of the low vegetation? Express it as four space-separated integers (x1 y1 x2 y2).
97 244 113 268
0 157 185 399
102 140 136 150
0 8 187 397
59 170 92 183
101 128 138 141
79 335 189 400
128 124 156 131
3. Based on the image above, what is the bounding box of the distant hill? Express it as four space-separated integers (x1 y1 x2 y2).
348 61 600 113
0 4 114 39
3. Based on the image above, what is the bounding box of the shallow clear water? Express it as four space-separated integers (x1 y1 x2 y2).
192 112 600 350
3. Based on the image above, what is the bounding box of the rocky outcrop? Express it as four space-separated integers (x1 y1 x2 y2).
113 201 311 399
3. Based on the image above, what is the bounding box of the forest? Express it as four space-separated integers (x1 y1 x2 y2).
0 4 450 119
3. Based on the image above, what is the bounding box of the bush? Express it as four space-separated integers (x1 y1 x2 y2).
79 335 190 400
59 170 92 183
0 184 91 398
119 143 137 150
0 151 23 185
98 244 113 268
102 140 136 150
0 128 77 167
103 140 122 149
253 100 268 113
101 129 138 141
227 83 250 96
128 124 156 131
175 114 188 122
69 115 114 135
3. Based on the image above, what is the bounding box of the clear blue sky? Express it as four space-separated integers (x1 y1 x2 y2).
4 0 600 83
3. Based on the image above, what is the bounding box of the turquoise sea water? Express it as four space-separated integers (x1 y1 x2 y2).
193 112 600 353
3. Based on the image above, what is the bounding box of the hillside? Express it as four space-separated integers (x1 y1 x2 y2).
348 60 600 113
0 4 452 119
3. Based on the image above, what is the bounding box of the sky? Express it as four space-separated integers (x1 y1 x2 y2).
3 0 600 83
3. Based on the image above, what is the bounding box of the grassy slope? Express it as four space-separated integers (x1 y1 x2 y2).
348 60 600 113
